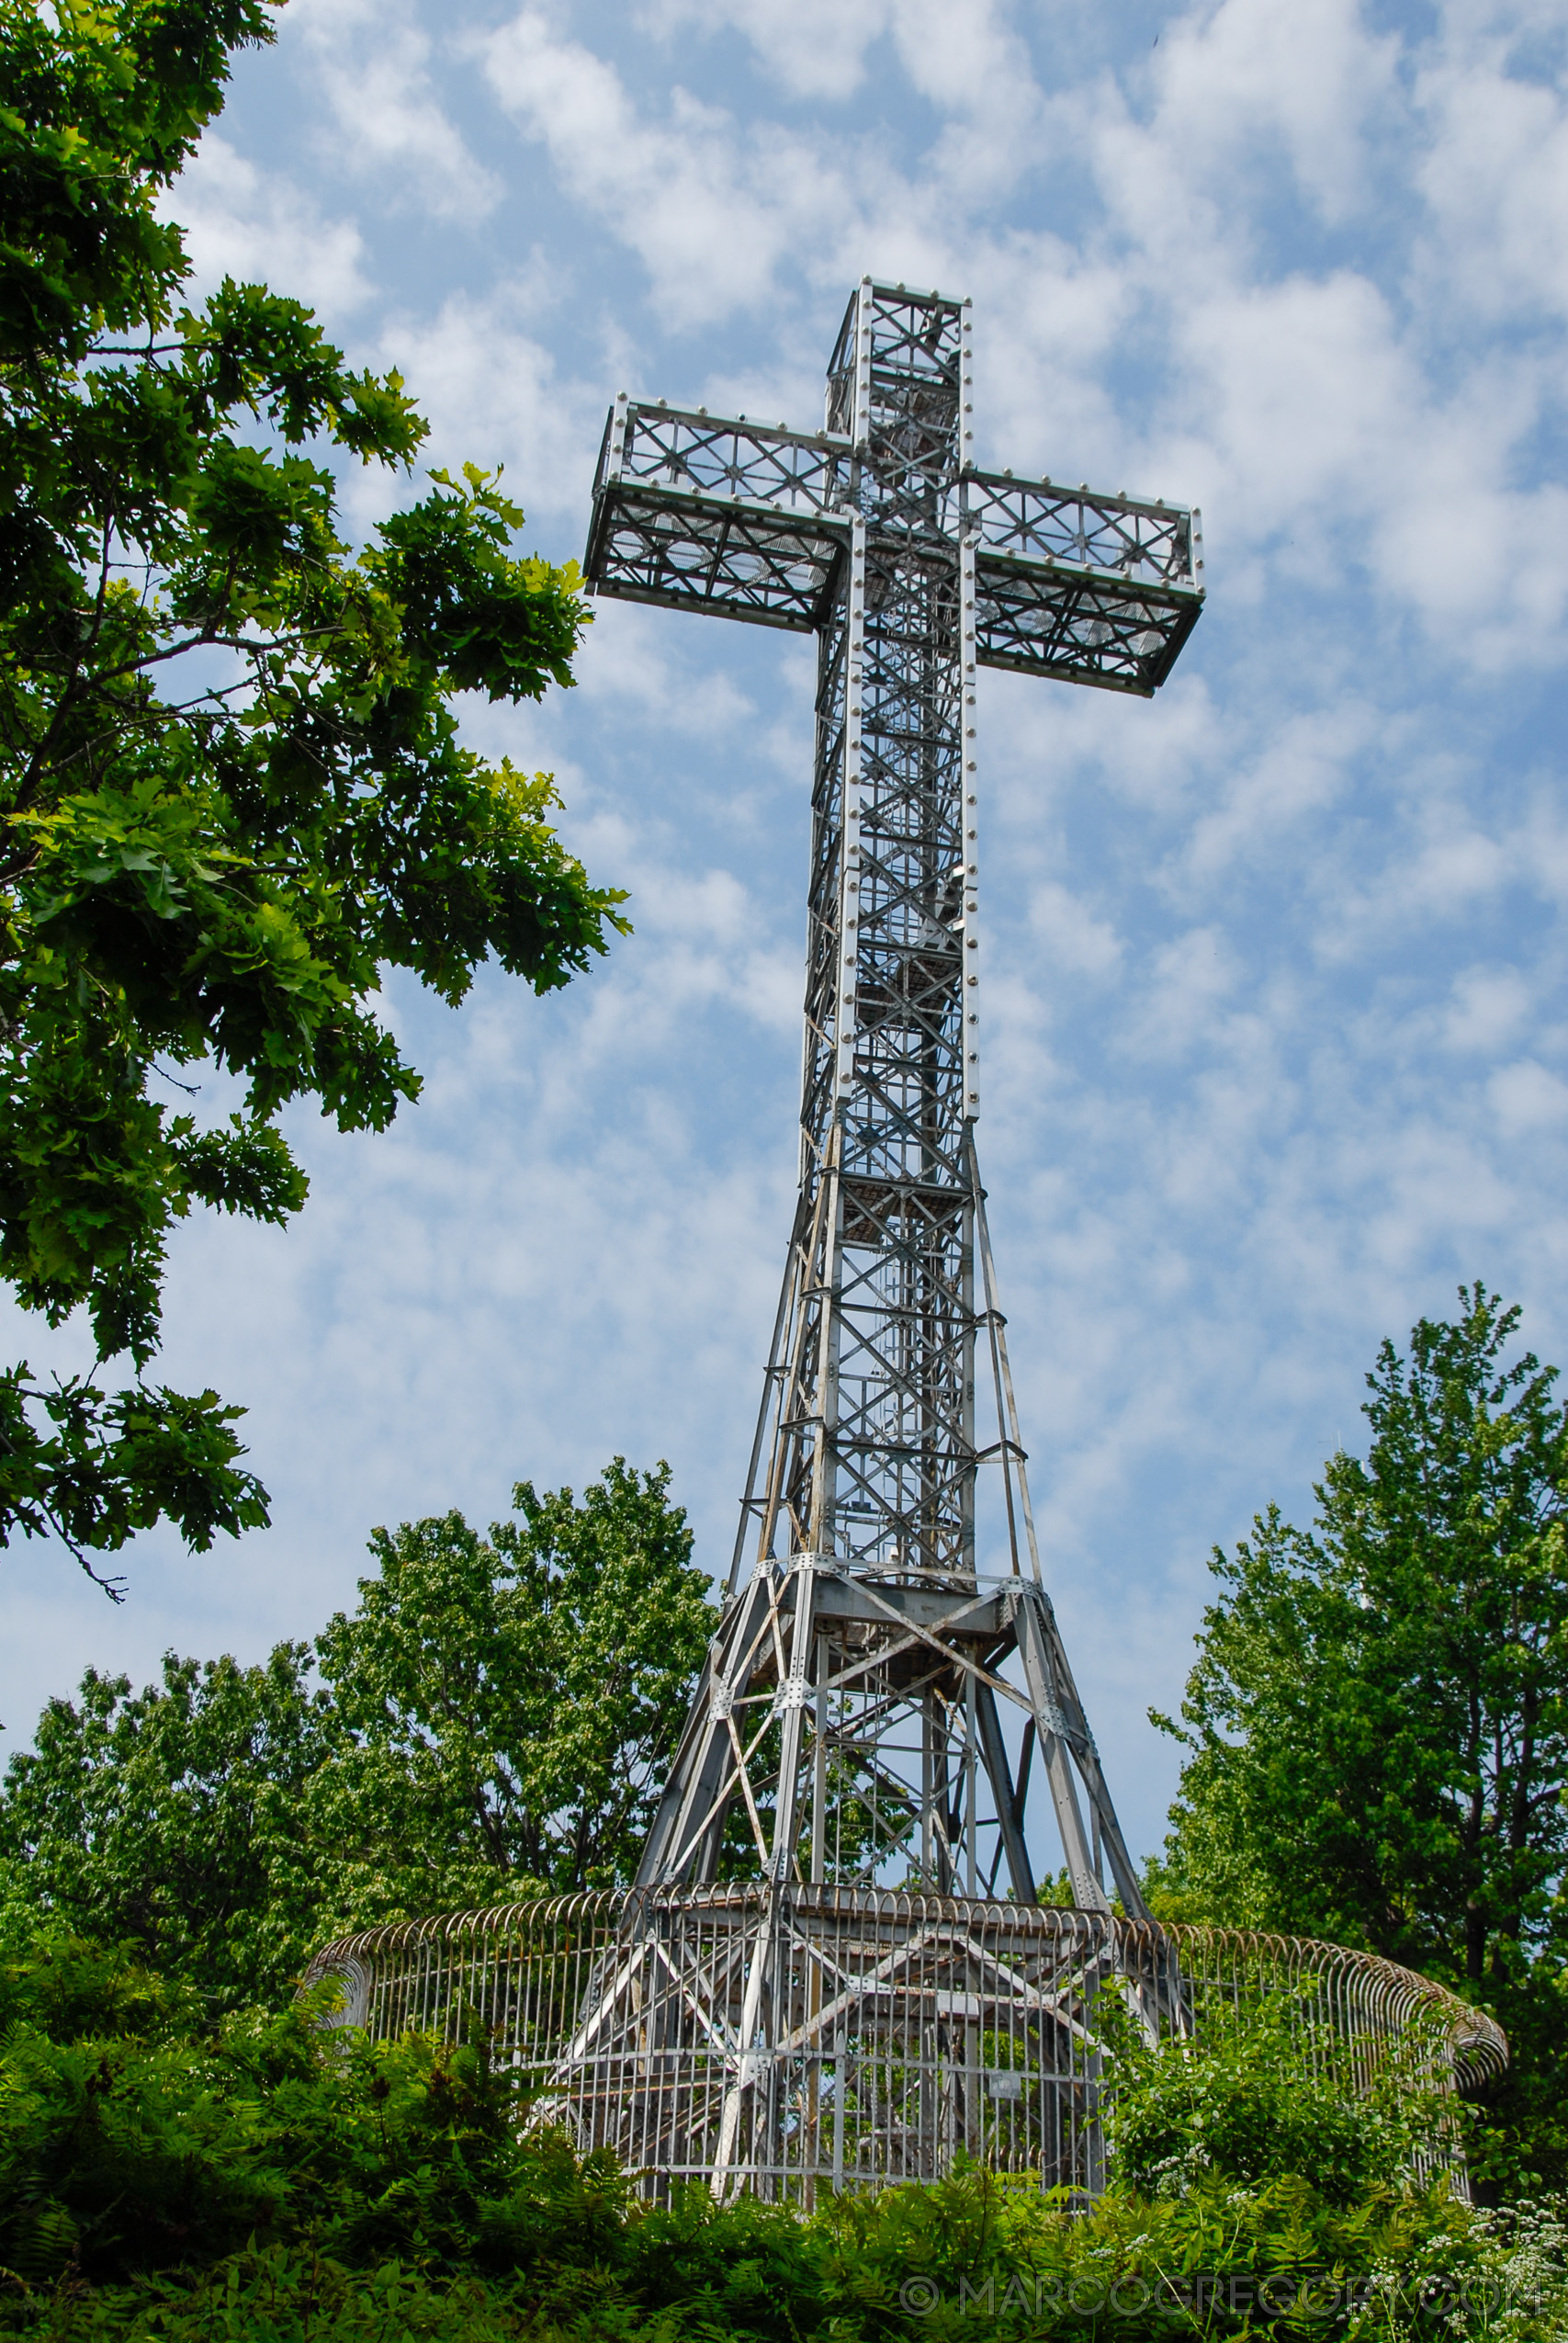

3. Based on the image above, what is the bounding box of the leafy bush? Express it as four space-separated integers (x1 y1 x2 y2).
9 2173 1557 2343
1098 1985 1454 2205
0 1932 549 2288
1 1935 1564 2341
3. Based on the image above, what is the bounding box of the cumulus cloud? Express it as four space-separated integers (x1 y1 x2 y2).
172 135 372 311
1146 0 1401 228
483 13 856 321
1441 968 1532 1056
1175 704 1371 888
1413 6 1568 326
289 0 502 220
358 283 603 528
1029 882 1125 981
640 0 1037 136
637 0 897 102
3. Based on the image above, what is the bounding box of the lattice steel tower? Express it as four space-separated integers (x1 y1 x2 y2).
586 282 1201 1930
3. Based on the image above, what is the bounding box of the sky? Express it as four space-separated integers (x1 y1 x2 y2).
4 0 1568 1881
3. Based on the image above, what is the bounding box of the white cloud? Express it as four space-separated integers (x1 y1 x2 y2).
1175 270 1412 547
1150 0 1401 228
639 0 1037 141
359 282 602 527
1125 926 1238 1060
290 0 501 220
171 135 372 312
1414 10 1568 325
1490 1058 1568 1134
483 13 853 321
1028 881 1123 979
637 0 896 101
1177 705 1369 886
1441 967 1533 1054
570 601 769 739
1155 273 1568 664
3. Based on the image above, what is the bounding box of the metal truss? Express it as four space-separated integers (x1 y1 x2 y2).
586 321 1202 692
582 282 1203 2190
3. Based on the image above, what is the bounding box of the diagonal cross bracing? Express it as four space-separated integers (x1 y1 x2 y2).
583 282 1201 2194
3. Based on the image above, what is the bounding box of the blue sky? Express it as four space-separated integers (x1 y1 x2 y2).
5 0 1568 1878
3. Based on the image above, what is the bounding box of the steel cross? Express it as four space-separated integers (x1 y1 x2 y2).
585 282 1201 1943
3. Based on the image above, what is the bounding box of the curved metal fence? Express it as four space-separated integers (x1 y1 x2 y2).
302 1886 1506 2203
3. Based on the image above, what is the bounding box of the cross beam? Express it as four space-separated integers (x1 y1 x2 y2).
587 387 1202 690
584 282 1201 1958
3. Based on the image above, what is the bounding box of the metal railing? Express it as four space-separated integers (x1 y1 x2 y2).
302 1887 1506 2203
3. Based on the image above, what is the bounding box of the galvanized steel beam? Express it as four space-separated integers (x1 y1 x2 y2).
583 283 1204 2078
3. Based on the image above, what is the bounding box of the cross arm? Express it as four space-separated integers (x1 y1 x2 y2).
582 401 1206 690
584 398 850 630
963 470 1204 697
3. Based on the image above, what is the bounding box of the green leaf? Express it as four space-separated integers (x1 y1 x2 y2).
0 0 626 1581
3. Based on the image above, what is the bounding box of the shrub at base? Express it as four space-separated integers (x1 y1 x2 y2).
2 1936 1565 2340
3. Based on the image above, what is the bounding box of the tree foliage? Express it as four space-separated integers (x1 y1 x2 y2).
5 1935 1561 2341
310 1458 717 1908
0 1644 333 2008
0 1933 562 2291
0 0 626 1586
0 1464 716 2004
1151 1285 1568 2192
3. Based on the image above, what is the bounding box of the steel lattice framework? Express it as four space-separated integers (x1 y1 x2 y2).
589 282 1202 1920
577 282 1203 2190
299 294 1512 2206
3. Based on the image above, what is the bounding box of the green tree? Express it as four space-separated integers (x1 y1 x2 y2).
310 1460 717 1912
0 0 626 1590
1152 1284 1568 2191
0 1646 335 2004
0 1464 717 2002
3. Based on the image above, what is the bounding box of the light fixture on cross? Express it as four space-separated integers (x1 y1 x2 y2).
583 279 1201 2026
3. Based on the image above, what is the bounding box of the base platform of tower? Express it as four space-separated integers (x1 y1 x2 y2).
305 1890 1506 2203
